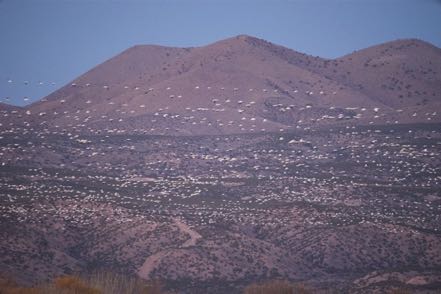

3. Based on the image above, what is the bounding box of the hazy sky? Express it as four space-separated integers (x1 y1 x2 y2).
1 0 440 106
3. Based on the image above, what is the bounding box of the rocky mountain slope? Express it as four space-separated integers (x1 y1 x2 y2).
1 35 441 293
4 35 438 135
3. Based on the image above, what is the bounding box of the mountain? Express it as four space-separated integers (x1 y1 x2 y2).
321 39 441 108
0 103 21 128
17 35 440 135
1 36 441 294
0 102 20 112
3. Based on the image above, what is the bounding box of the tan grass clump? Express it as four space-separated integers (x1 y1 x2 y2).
243 279 312 294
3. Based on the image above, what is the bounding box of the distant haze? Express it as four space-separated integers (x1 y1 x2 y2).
1 0 440 106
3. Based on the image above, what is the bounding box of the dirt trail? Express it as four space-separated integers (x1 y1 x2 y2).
173 218 202 247
138 250 169 279
138 218 202 279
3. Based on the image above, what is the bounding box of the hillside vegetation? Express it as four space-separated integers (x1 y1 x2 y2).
0 273 415 294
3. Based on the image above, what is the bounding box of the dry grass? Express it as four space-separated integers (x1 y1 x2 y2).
0 274 41 294
388 288 412 294
243 280 312 294
0 272 164 294
83 272 162 294
51 275 101 293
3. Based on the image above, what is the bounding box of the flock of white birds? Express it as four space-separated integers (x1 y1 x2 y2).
1 77 440 231
2 79 439 141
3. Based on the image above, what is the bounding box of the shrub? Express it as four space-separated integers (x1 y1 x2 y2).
243 280 312 294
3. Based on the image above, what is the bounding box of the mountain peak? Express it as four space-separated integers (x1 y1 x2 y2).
233 34 256 40
208 34 272 49
384 38 434 47
25 35 441 135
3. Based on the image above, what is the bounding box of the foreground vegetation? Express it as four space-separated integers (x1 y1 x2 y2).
243 280 312 294
0 272 162 294
0 272 416 294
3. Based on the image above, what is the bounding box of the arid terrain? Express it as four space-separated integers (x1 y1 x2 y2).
1 35 441 293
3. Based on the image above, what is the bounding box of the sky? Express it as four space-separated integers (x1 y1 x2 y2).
1 0 440 106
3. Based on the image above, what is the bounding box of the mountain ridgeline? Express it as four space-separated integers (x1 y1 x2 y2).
17 35 441 135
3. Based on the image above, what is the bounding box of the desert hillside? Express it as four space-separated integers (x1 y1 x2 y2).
1 35 440 293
